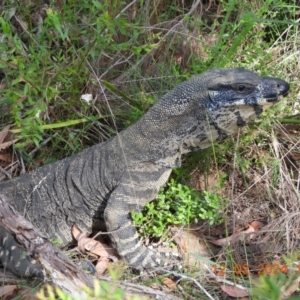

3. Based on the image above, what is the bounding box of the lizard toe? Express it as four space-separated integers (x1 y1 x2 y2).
138 247 183 273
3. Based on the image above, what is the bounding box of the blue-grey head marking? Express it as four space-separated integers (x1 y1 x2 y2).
203 68 289 135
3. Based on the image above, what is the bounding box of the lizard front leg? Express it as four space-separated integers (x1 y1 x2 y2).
104 201 173 270
104 168 179 270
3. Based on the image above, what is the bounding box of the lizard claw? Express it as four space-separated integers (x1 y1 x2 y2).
127 245 183 273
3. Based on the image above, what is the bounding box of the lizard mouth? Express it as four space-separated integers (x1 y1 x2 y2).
266 97 280 103
266 91 289 102
264 78 290 102
282 90 290 97
265 80 290 102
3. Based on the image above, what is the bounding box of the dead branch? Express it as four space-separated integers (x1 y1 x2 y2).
0 193 93 298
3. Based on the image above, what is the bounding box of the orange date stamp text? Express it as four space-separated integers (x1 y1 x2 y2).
212 263 292 276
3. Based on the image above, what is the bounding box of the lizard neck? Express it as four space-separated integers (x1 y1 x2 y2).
119 103 224 168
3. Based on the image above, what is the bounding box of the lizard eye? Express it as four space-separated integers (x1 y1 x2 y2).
237 85 245 91
232 83 254 94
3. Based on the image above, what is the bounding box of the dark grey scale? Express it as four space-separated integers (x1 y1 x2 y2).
195 134 209 142
234 111 247 127
252 104 264 115
216 132 228 141
0 225 44 278
173 157 181 168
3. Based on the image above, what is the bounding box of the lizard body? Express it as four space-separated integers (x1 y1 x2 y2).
0 68 289 276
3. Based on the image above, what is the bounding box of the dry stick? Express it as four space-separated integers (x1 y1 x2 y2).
114 0 139 19
0 162 18 181
0 166 12 179
0 194 93 298
98 54 134 80
205 264 250 294
19 156 26 174
161 269 215 300
231 129 240 234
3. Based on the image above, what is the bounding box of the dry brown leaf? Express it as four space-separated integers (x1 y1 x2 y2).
0 153 12 162
162 278 177 290
95 258 110 275
0 125 10 144
71 224 83 239
250 221 261 230
0 139 18 151
0 285 17 298
280 276 300 299
173 228 211 269
174 236 188 252
235 225 244 233
247 221 261 240
72 225 86 244
221 285 249 298
211 222 261 246
72 225 118 257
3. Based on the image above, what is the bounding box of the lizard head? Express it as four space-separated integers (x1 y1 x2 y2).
135 68 289 167
203 68 290 135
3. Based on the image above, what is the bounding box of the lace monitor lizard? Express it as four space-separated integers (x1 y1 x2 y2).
0 68 290 278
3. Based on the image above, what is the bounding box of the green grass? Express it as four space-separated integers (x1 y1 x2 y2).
1 0 297 155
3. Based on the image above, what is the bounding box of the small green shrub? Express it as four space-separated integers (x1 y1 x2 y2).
132 179 226 238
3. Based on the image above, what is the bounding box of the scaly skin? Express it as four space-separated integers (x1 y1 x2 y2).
0 68 290 277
